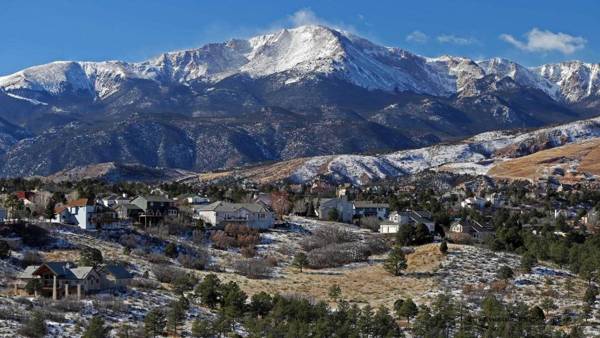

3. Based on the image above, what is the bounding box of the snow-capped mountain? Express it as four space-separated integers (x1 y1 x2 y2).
2 25 598 102
0 24 599 178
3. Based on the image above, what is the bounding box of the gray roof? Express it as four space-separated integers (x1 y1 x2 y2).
20 265 39 279
137 195 173 203
117 203 143 210
195 201 268 213
353 201 389 208
102 265 133 279
70 267 94 279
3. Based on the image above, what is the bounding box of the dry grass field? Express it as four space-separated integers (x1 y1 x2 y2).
193 243 444 309
488 138 600 182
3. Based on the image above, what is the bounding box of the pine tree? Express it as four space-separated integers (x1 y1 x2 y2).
292 252 309 272
144 308 166 338
191 318 214 337
396 223 415 246
398 298 418 323
82 316 109 338
19 311 47 338
328 284 342 302
384 245 407 276
194 273 221 308
439 240 448 255
164 242 178 258
167 299 187 336
0 240 10 259
79 246 103 267
44 200 56 221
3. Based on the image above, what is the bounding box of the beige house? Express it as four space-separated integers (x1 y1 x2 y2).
194 201 274 229
16 262 131 299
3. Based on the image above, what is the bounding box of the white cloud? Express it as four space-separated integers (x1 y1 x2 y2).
437 34 478 45
406 30 429 44
500 28 586 54
289 9 322 27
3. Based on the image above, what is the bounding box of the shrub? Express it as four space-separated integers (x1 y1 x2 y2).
82 316 109 338
152 265 187 284
300 225 358 251
232 258 273 279
240 246 256 258
19 311 47 338
211 224 261 250
21 251 43 268
306 242 371 269
177 253 207 270
0 240 10 259
164 243 178 258
146 253 170 264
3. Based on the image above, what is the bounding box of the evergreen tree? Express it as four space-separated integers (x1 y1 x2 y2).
398 298 418 323
82 316 109 338
44 200 56 221
439 240 448 255
496 265 514 280
194 273 221 308
328 284 342 302
166 299 187 336
191 318 214 337
79 246 103 267
220 281 247 317
396 223 414 246
292 252 308 272
0 240 10 259
144 308 166 338
250 291 273 317
384 245 407 276
520 253 537 273
164 242 178 258
414 223 433 244
19 311 47 338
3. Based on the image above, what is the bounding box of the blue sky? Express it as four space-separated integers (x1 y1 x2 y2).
1 0 598 75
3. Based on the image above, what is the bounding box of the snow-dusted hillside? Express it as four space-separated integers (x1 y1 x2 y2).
262 116 600 184
1 25 598 103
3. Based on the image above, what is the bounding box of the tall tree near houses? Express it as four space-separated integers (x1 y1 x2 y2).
271 191 291 220
384 245 408 276
44 200 56 222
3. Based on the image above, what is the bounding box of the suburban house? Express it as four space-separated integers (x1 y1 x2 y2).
131 195 178 225
352 201 389 220
53 199 121 230
387 210 435 232
448 219 494 242
15 191 36 206
316 198 353 223
16 262 132 299
461 197 487 209
114 203 144 220
194 201 274 229
174 194 210 205
100 194 130 208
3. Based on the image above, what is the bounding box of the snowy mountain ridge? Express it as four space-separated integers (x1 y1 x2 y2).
213 116 600 185
1 25 598 103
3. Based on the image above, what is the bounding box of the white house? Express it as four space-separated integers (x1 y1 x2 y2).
461 197 487 209
379 223 401 234
194 201 274 229
386 210 435 232
100 194 130 208
53 199 121 230
175 194 210 205
449 219 494 241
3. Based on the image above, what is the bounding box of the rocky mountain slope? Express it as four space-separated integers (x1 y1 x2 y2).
1 25 600 178
188 116 600 185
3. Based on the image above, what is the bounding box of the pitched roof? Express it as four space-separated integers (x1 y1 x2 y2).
70 267 94 279
67 198 92 207
195 201 268 213
20 265 40 279
139 195 173 203
101 265 132 279
26 262 96 280
353 201 390 208
117 203 143 210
